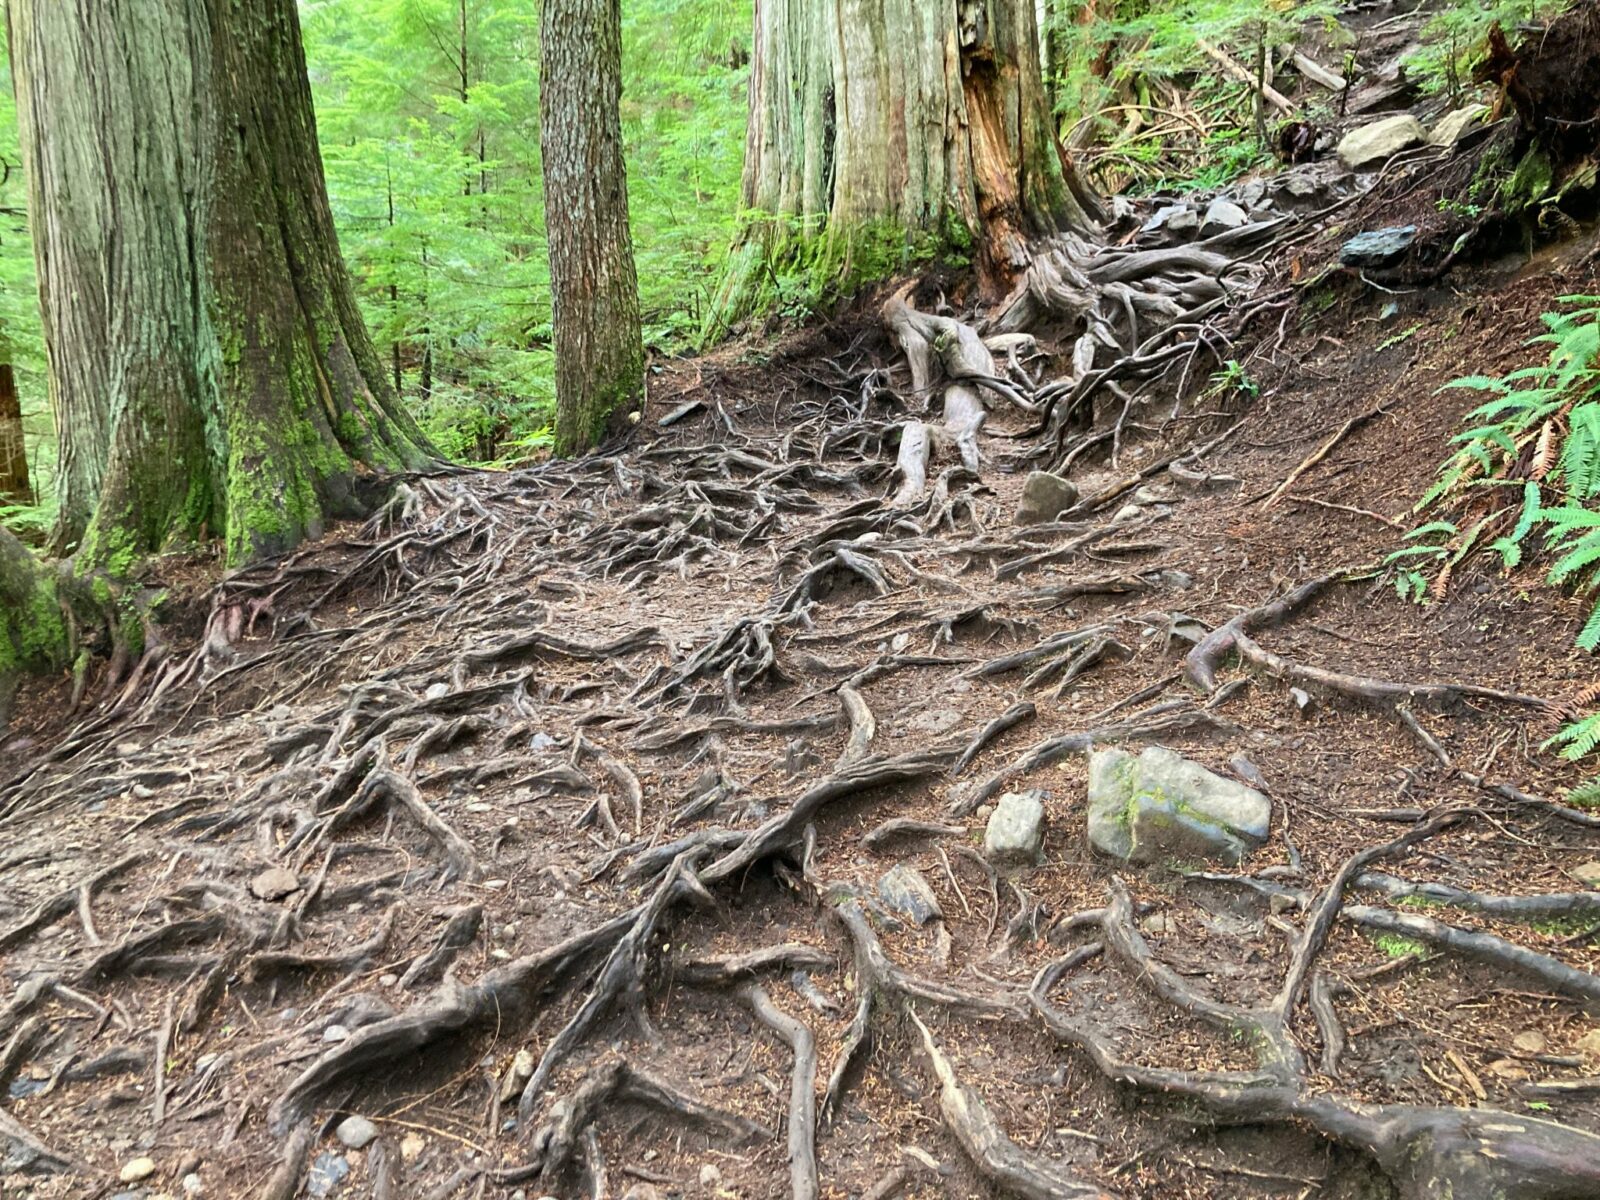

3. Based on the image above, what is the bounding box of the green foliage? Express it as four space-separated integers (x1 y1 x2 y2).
1401 297 1600 761
1206 358 1259 399
1403 1 1568 99
302 0 748 463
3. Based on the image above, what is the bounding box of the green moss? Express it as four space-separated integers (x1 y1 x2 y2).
1395 894 1445 909
1372 932 1428 958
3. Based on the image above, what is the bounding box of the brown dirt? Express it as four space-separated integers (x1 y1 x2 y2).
4 226 1600 1199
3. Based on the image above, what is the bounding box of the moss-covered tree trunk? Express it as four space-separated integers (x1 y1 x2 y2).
540 0 645 454
708 0 1099 333
7 0 436 569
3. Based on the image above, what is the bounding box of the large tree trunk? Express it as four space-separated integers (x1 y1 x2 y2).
7 0 436 568
540 0 645 455
0 364 28 505
707 0 1101 333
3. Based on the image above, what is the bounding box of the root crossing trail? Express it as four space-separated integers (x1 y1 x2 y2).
3 270 1600 1199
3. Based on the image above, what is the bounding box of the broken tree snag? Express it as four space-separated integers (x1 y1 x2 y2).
739 983 819 1200
909 1009 1113 1200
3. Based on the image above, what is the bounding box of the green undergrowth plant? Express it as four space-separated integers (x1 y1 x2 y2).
1391 295 1600 764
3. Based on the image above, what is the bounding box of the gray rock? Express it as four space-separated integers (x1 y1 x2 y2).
1429 103 1488 147
307 1151 350 1197
877 864 942 926
322 1024 350 1043
1015 471 1079 525
248 867 300 902
1339 226 1417 269
1141 203 1188 234
335 1116 378 1150
984 791 1046 867
1087 746 1270 866
1166 209 1200 238
1200 197 1248 235
1338 114 1425 169
1111 503 1142 524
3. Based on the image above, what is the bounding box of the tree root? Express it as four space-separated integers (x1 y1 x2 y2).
0 851 145 953
739 983 818 1200
909 1008 1113 1200
397 904 484 989
674 943 832 987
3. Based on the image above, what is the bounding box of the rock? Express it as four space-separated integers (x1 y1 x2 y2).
984 791 1046 867
1111 503 1142 524
1228 755 1268 791
424 682 450 700
877 864 943 927
379 974 399 987
1338 114 1426 169
1577 1028 1600 1063
622 1186 662 1200
1166 208 1200 238
335 1115 379 1150
1487 1058 1530 1081
1087 746 1271 865
1429 103 1489 147
1015 471 1079 525
249 867 301 902
699 1163 723 1189
1512 1030 1548 1055
1141 203 1188 234
1140 912 1175 936
120 1157 158 1184
400 1132 426 1161
182 1175 204 1197
306 1151 350 1197
906 707 963 736
322 1024 350 1043
1573 861 1600 888
1339 226 1417 269
499 1047 536 1102
1200 197 1248 236
1290 687 1314 717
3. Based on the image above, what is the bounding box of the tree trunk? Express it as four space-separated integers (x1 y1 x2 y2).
7 0 436 568
540 0 645 454
0 364 29 505
706 0 1101 333
0 528 66 683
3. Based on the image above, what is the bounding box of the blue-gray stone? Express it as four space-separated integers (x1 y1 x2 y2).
1087 746 1270 865
1340 226 1417 269
307 1151 351 1197
877 864 942 926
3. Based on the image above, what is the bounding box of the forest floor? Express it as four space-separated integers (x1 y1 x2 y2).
8 158 1600 1200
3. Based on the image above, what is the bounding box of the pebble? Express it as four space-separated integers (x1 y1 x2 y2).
699 1163 722 1188
1486 1058 1529 1081
379 974 399 987
424 682 450 700
1512 1029 1548 1055
249 866 301 902
1140 912 1175 936
1574 861 1600 888
400 1131 427 1162
335 1115 379 1150
323 1024 351 1043
483 879 508 890
120 1157 157 1184
1577 1028 1600 1063
1111 503 1142 524
622 1186 662 1200
182 1175 204 1197
306 1151 350 1197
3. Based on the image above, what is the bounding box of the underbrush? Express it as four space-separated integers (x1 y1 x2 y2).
1390 295 1600 767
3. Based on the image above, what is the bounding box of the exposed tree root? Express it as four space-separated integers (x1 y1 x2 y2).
740 983 818 1200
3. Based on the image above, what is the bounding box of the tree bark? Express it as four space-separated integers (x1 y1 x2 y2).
540 0 645 455
7 0 436 568
0 365 28 505
707 0 1100 333
0 528 66 683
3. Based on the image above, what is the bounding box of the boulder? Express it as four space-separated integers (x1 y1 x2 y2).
1087 746 1270 865
1429 103 1489 147
1339 226 1417 269
1200 197 1248 236
984 791 1045 867
1015 471 1079 525
877 864 942 926
1337 115 1426 169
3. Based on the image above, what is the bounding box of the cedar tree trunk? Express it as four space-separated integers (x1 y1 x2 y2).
0 364 27 504
7 0 436 569
707 0 1101 333
540 0 646 454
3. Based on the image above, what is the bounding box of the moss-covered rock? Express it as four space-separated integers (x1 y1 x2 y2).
1086 746 1270 866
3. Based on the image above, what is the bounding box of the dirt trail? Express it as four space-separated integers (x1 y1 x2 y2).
4 241 1600 1199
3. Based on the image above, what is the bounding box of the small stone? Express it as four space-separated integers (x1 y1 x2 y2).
182 1175 204 1197
482 879 508 890
1573 861 1600 889
1576 1028 1600 1063
622 1185 662 1200
1486 1058 1530 1081
499 1048 536 1102
1111 503 1142 524
1290 687 1314 717
491 948 512 960
1512 1030 1548 1055
424 682 450 700
120 1157 157 1183
306 1151 350 1198
1140 912 1175 936
1339 226 1418 269
1141 203 1187 234
379 974 399 988
699 1163 723 1188
1166 208 1200 238
1200 197 1248 236
984 790 1046 868
975 804 995 822
335 1115 379 1150
323 1024 350 1043
400 1131 426 1162
1429 103 1489 147
1087 746 1271 865
249 867 301 902
1015 471 1079 525
1338 114 1426 170
877 864 943 927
